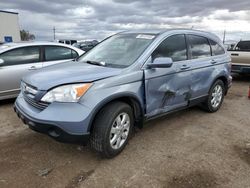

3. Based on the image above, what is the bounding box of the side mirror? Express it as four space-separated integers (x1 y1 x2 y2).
147 57 173 69
0 59 4 66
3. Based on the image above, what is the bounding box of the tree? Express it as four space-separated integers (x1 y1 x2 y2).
20 30 35 41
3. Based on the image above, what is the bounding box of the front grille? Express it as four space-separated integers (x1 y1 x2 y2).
23 94 48 110
21 82 49 110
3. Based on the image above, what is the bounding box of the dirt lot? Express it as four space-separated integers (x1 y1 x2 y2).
0 75 250 188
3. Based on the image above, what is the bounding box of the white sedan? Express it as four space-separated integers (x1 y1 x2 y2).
0 42 85 100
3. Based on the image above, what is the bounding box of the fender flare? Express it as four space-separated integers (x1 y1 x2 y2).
87 92 145 132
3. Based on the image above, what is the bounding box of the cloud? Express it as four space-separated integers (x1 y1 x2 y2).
1 0 250 41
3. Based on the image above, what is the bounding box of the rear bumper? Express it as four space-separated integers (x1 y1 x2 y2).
232 64 250 74
14 94 91 144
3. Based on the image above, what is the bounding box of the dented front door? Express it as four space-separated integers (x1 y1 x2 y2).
144 58 192 117
143 34 191 118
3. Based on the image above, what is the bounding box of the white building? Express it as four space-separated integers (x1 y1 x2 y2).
0 10 21 43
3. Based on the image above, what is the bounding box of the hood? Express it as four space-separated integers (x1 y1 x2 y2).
22 61 122 90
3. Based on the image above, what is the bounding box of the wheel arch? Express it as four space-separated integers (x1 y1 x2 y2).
88 93 145 132
213 75 229 95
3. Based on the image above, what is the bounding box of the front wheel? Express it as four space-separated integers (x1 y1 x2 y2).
90 102 134 158
202 80 225 113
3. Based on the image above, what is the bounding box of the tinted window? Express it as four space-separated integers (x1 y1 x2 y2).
0 46 40 66
152 35 187 62
209 40 225 55
45 46 73 61
235 41 250 51
188 35 211 59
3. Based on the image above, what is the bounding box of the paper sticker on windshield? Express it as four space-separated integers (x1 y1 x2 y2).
136 34 155 40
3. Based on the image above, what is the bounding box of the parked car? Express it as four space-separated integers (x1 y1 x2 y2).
57 39 78 45
14 29 232 158
73 40 99 52
228 40 250 74
0 42 84 100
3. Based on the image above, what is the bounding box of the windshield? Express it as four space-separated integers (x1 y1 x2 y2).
78 33 155 68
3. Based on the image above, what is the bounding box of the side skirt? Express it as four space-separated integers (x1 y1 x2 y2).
144 95 208 122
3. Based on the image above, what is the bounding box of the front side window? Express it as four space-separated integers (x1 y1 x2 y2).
152 34 187 62
235 41 250 51
209 40 225 56
78 33 155 68
0 46 40 66
188 35 211 59
45 46 73 61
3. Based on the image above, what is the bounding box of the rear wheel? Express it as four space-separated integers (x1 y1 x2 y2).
202 80 225 113
90 102 134 158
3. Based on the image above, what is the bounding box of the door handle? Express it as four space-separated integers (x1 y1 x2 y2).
180 65 190 70
211 60 217 64
28 66 37 70
231 53 239 56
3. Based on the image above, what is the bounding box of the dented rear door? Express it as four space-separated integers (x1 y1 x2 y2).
186 35 217 99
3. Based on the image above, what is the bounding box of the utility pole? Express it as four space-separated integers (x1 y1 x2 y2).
223 30 226 44
53 26 56 41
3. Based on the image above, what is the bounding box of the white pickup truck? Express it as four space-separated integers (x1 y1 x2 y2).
229 40 250 74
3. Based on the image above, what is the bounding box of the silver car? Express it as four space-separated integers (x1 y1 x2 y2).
0 42 84 100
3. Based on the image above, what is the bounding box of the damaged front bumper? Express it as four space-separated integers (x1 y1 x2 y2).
14 94 92 144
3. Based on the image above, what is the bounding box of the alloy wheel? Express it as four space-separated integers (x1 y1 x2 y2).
109 112 130 150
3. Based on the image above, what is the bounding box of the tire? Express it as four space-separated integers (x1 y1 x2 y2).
202 80 225 113
90 102 134 158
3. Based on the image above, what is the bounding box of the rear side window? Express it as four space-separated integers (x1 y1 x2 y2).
209 40 225 55
152 34 187 62
45 46 75 61
235 41 250 51
188 35 211 59
0 46 40 66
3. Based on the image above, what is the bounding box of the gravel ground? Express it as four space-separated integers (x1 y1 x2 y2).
0 74 250 188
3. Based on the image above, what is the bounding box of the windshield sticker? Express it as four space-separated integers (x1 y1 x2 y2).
136 34 155 40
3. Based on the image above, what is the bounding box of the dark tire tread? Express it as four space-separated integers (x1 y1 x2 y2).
90 101 133 158
202 79 225 113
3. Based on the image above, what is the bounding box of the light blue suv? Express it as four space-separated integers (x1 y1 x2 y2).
14 29 232 158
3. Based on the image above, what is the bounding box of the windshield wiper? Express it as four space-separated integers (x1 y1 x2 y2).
85 60 106 67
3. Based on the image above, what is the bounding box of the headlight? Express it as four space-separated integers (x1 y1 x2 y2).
41 83 92 103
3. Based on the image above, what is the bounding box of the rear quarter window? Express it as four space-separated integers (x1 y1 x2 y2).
72 50 78 58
